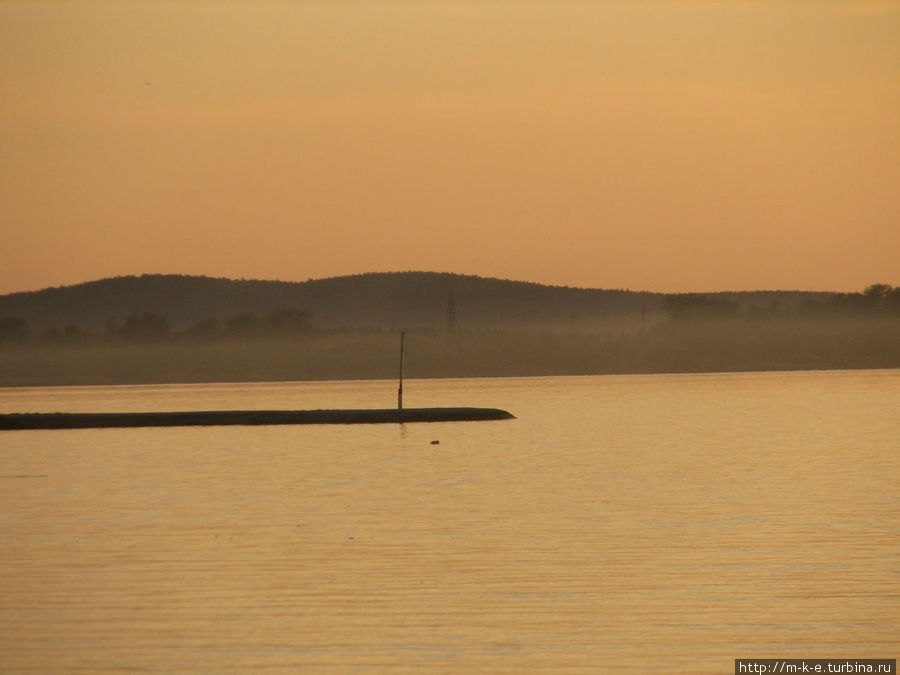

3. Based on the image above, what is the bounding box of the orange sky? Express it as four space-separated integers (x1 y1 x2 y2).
2 0 898 295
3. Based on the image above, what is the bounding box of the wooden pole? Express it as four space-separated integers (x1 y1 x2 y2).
397 330 406 410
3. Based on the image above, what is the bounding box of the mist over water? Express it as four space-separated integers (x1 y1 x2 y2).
1 371 897 673
3 314 899 387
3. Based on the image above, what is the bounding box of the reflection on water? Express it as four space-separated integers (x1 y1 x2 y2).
1 371 898 673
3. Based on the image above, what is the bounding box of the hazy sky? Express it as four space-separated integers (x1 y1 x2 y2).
2 1 898 294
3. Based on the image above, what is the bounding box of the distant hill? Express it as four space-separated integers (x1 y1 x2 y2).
1 273 894 386
0 272 833 333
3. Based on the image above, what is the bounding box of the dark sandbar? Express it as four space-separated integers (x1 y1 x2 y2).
0 408 515 430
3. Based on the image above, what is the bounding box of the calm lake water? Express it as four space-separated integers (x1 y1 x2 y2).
1 370 897 673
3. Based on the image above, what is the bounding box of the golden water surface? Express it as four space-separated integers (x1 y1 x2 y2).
1 371 897 673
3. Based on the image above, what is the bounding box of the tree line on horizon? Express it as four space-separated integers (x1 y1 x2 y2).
0 307 313 345
663 283 900 320
0 283 898 347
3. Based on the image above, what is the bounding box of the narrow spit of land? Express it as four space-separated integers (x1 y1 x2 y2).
0 407 515 430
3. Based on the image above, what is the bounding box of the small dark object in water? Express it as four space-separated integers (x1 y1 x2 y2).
0 407 515 431
430 440 440 445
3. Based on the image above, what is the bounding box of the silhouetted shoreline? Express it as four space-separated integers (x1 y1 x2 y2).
1 274 897 387
1 319 898 387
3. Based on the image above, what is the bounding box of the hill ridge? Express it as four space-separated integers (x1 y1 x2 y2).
0 271 834 333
